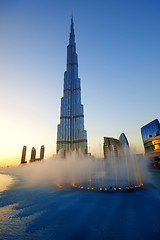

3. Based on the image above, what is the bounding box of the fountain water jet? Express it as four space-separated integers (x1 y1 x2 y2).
70 149 145 192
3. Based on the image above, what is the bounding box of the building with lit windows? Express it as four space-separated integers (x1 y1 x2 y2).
143 136 160 159
141 119 160 162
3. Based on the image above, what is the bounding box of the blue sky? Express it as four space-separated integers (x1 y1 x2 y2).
0 0 160 165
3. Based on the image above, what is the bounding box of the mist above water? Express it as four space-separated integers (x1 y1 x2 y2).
0 174 13 192
8 150 149 190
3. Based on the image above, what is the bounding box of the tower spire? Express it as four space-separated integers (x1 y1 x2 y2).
69 15 75 45
71 15 73 26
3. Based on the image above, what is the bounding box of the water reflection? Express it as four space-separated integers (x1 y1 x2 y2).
0 171 160 240
0 174 13 192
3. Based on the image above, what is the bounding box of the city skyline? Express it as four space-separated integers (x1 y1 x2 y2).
0 0 160 166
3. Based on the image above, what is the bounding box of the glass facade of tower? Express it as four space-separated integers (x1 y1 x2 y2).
141 119 160 142
119 133 129 148
57 17 87 155
141 119 160 161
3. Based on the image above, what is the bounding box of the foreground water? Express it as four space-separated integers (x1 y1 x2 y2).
0 171 160 240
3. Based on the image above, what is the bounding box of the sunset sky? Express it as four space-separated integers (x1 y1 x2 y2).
0 0 160 166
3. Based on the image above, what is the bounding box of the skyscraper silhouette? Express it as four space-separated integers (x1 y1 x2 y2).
57 17 87 155
30 147 36 162
40 145 45 160
21 146 27 164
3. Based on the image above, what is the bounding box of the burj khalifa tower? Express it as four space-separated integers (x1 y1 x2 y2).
57 17 88 155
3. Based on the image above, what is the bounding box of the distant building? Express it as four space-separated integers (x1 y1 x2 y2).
21 145 45 164
103 137 121 158
119 133 129 149
104 133 129 159
29 145 45 163
21 146 27 164
141 119 160 161
30 147 36 162
40 145 45 160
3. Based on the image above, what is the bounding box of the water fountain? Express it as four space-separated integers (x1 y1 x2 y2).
10 149 145 193
69 150 144 192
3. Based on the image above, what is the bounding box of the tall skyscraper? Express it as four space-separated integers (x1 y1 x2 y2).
40 145 45 160
30 147 36 162
21 146 27 164
57 17 87 155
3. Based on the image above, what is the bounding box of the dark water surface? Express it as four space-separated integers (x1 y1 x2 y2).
0 171 160 240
